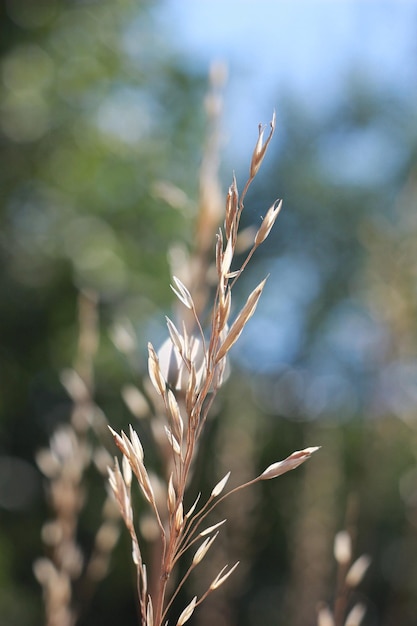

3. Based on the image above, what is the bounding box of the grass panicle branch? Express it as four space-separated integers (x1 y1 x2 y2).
108 107 319 626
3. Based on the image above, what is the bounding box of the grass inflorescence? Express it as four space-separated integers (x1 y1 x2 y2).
107 105 319 626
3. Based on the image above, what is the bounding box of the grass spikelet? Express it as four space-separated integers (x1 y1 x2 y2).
148 342 167 396
254 198 283 245
210 471 231 498
171 276 194 310
176 596 197 625
192 532 219 566
209 561 240 590
259 446 320 480
215 277 268 362
199 519 227 537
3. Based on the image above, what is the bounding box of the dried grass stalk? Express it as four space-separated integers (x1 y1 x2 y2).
34 291 119 626
108 109 319 626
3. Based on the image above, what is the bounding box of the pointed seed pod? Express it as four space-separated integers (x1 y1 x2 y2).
167 389 184 442
185 492 201 519
211 471 231 498
193 532 219 566
129 424 144 462
215 229 224 278
215 277 267 363
345 603 366 626
346 555 371 587
171 276 194 310
221 235 234 279
210 562 239 590
218 287 231 333
148 343 166 396
254 199 282 245
175 502 184 532
146 597 154 626
259 446 320 480
249 111 276 178
165 316 184 356
164 426 182 457
167 473 176 515
122 455 132 488
108 426 129 458
334 530 352 565
317 605 335 626
176 596 197 625
199 519 226 537
225 175 238 239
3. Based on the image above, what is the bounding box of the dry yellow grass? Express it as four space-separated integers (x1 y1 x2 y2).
108 105 319 626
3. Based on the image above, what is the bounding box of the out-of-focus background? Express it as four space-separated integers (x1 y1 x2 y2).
1 1 417 625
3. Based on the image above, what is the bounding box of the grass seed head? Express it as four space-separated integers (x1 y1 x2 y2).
254 199 282 245
165 316 185 356
164 425 182 457
334 530 352 565
317 605 335 626
176 596 197 626
345 603 366 626
249 111 276 178
167 389 184 442
215 277 267 363
167 473 176 515
225 175 238 240
210 561 240 590
148 343 167 396
260 446 320 480
174 502 184 533
192 532 219 566
211 471 231 498
147 596 154 626
171 276 194 310
346 555 371 588
185 492 201 519
199 519 227 537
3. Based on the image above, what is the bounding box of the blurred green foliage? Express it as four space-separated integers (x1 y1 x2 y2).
1 1 417 625
0 0 205 446
0 1 206 623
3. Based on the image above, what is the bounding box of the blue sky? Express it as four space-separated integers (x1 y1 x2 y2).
151 1 417 387
158 1 417 161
